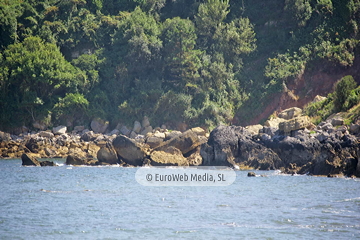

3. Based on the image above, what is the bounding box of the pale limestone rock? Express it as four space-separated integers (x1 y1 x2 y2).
133 121 142 134
53 125 67 135
264 117 285 129
153 131 166 139
245 124 263 135
191 127 206 136
141 126 153 135
279 116 312 135
142 116 150 128
91 118 109 134
278 107 302 120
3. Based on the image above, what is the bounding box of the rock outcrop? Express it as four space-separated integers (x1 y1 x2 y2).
149 147 189 166
52 125 67 135
1 106 360 177
112 135 148 166
259 129 359 176
97 143 118 164
201 125 281 169
66 155 99 166
201 121 359 177
154 129 203 155
21 153 56 166
21 153 41 166
278 107 303 120
91 118 109 134
278 116 312 135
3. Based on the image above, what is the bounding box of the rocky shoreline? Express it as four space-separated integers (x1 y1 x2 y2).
1 108 360 178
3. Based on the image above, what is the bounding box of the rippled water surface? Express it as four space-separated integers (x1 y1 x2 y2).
1 159 359 239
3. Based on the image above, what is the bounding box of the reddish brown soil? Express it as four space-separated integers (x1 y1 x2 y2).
236 56 360 126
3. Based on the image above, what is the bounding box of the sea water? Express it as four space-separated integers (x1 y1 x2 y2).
0 159 359 239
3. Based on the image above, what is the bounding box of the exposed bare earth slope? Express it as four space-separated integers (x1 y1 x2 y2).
237 56 360 126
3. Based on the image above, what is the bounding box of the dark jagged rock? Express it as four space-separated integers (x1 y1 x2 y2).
97 142 118 164
112 135 147 166
40 161 56 166
258 130 359 176
202 125 359 177
66 155 85 165
201 125 281 169
21 153 40 166
201 125 243 167
21 153 56 166
66 155 100 166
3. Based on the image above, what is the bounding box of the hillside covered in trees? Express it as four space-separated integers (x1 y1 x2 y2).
0 0 359 132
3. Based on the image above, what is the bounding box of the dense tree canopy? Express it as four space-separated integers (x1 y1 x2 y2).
0 0 359 131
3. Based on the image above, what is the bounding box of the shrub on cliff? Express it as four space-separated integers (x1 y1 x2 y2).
305 75 359 125
334 75 358 112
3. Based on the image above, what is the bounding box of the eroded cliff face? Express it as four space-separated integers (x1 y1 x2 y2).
235 56 360 126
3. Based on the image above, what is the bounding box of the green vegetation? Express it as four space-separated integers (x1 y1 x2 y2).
0 0 359 131
304 75 360 125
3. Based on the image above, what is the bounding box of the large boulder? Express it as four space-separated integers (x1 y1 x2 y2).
21 153 41 166
97 143 118 164
91 118 109 134
140 126 153 136
86 142 101 158
150 147 189 166
66 155 98 166
201 125 281 169
331 118 344 127
53 125 67 135
146 136 163 148
40 161 56 167
109 129 120 136
119 125 131 136
245 124 263 135
154 129 202 155
278 107 302 120
350 123 360 134
142 116 150 128
133 121 142 134
201 125 241 167
191 127 206 136
278 116 312 135
129 131 137 139
264 117 285 129
153 131 166 139
164 130 182 140
112 135 147 166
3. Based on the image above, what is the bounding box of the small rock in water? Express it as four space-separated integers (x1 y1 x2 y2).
247 172 256 177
